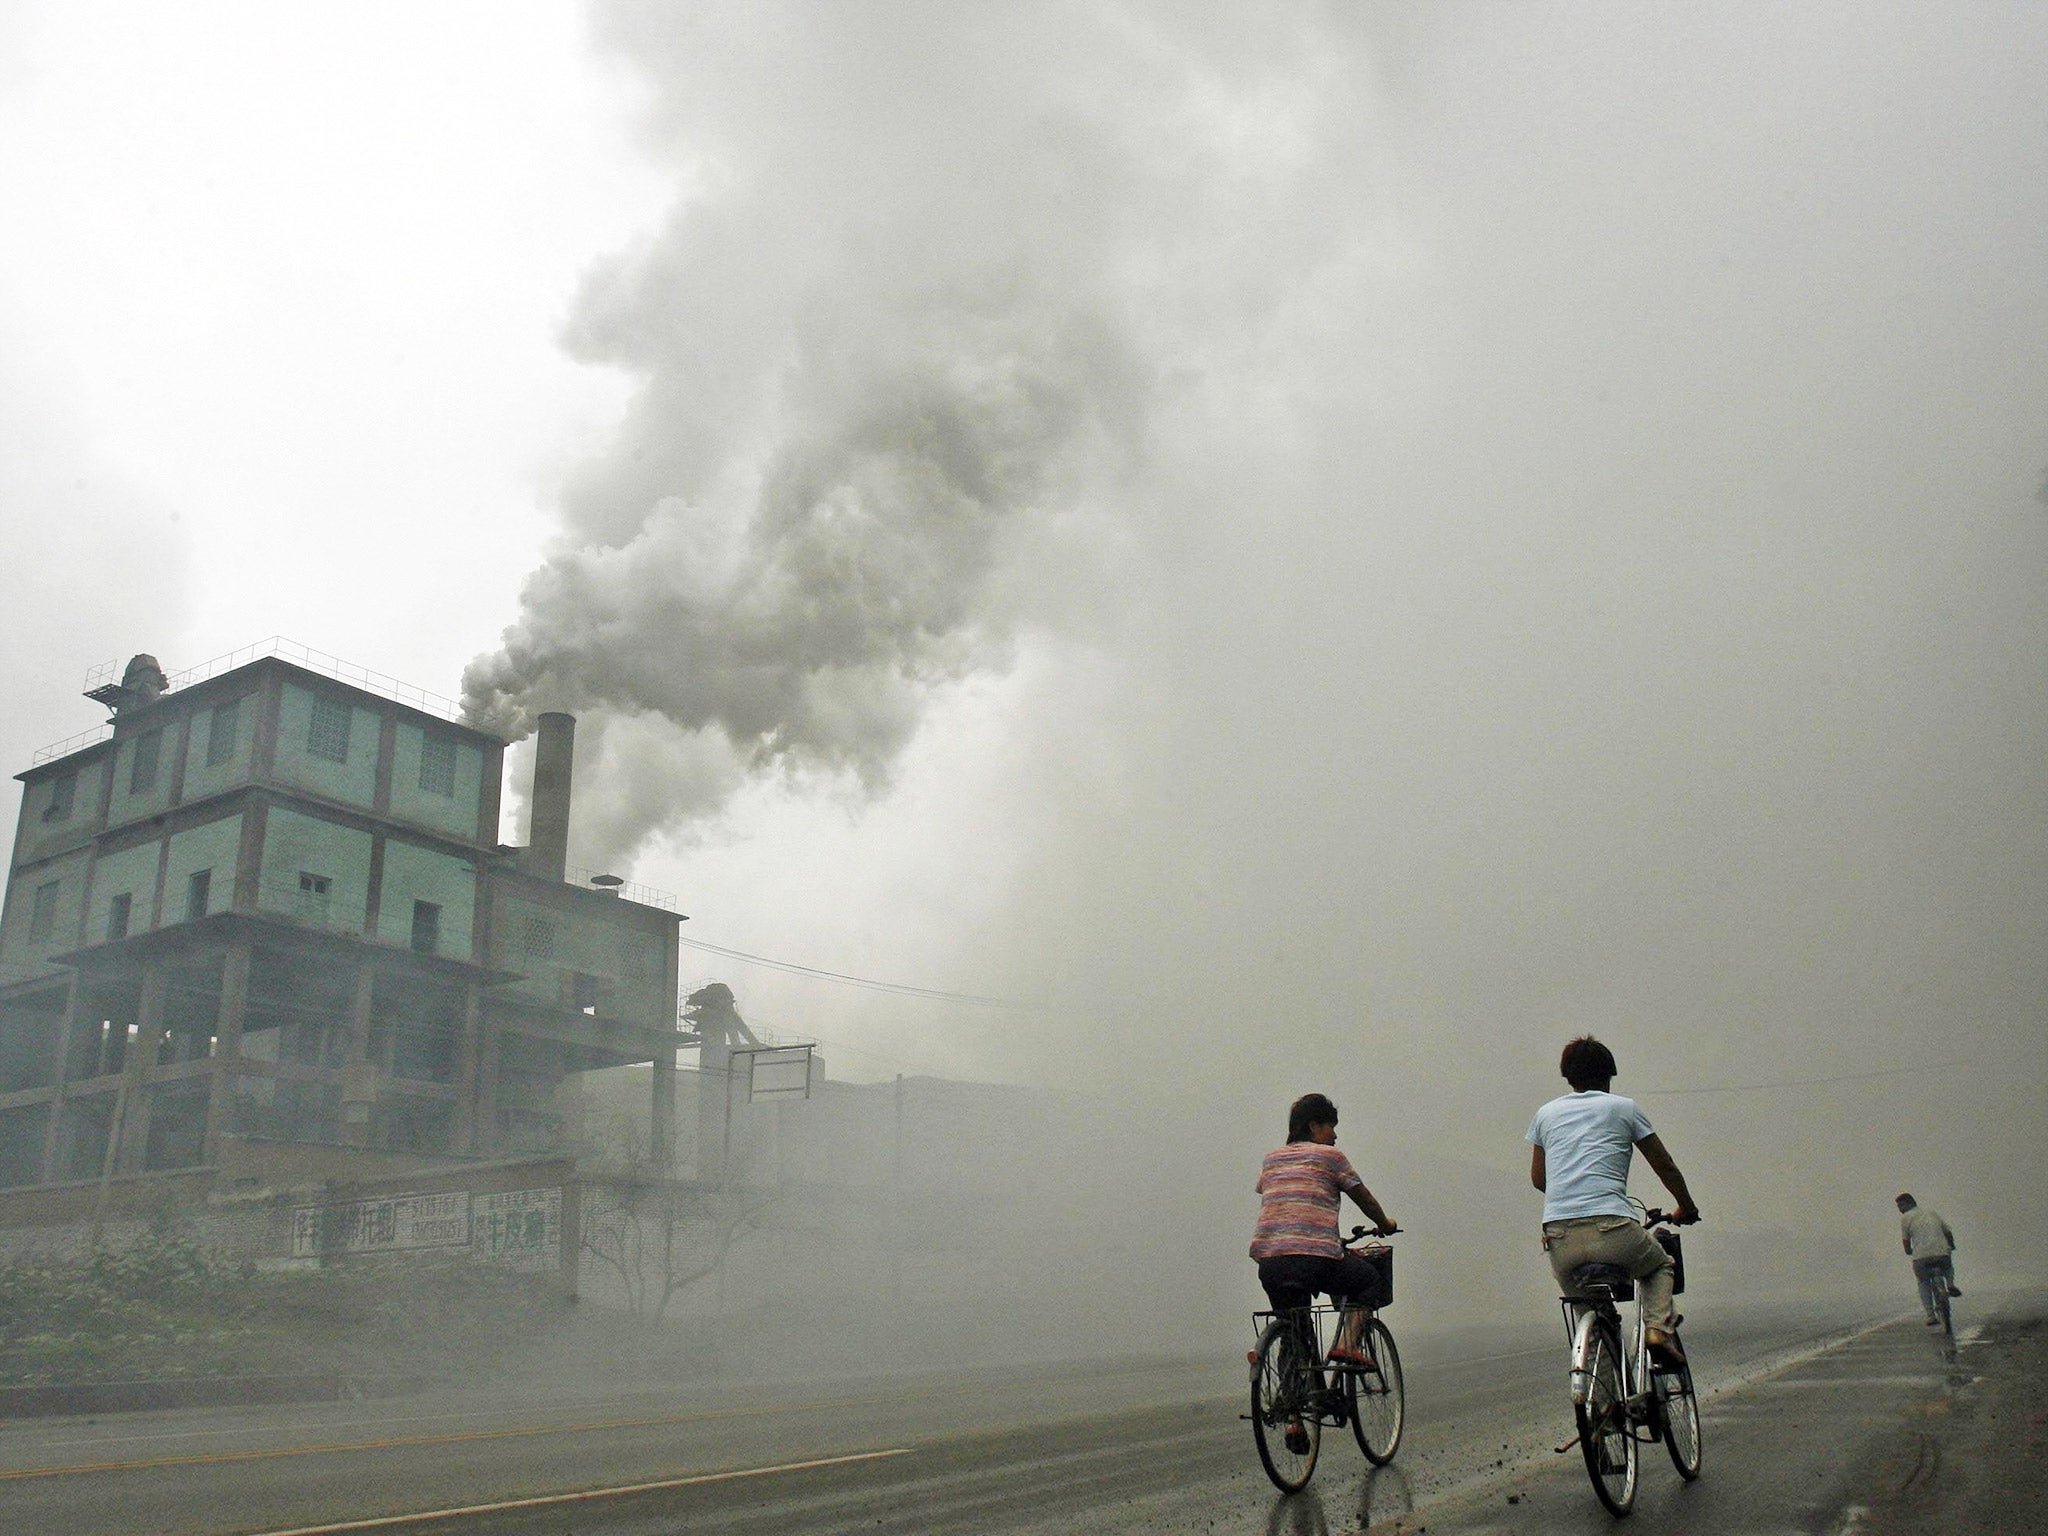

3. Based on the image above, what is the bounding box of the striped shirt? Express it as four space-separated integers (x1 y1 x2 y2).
1250 1143 1365 1261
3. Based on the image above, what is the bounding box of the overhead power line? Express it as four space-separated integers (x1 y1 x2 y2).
676 933 1020 1009
1641 1062 1944 1097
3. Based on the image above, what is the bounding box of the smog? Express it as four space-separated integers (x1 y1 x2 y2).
1 0 2044 1461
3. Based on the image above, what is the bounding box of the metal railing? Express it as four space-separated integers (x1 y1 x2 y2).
164 638 465 721
564 866 680 912
41 640 473 764
31 724 114 766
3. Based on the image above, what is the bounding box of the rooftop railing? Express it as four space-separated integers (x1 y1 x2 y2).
564 865 681 912
39 639 471 764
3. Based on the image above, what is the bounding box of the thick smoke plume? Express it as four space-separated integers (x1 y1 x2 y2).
460 2 1308 864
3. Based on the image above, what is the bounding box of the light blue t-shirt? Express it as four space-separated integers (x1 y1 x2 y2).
1527 1091 1654 1223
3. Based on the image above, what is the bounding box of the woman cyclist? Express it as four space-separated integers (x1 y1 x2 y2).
1251 1091 1399 1402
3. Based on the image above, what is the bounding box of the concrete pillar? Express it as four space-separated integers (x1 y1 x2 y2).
341 962 375 1147
38 977 82 1184
475 1029 502 1155
200 943 251 1162
652 1054 676 1169
116 964 168 1173
453 983 483 1153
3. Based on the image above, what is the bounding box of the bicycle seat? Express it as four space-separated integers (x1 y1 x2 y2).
1566 1263 1635 1301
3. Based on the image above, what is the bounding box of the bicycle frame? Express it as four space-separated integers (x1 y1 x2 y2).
1250 1303 1343 1414
1562 1292 1646 1416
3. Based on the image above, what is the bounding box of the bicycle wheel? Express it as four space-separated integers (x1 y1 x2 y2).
1653 1353 1702 1481
1933 1281 1953 1336
1252 1317 1321 1492
1575 1317 1637 1515
1345 1318 1405 1465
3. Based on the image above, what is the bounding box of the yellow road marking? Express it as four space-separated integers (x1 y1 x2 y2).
0 1388 923 1483
239 1448 915 1535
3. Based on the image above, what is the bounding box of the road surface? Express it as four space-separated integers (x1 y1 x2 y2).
0 1294 2028 1534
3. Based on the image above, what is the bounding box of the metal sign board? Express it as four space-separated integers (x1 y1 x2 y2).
745 1044 814 1101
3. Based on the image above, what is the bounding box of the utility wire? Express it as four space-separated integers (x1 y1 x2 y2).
677 933 1019 1009
1640 1061 1943 1096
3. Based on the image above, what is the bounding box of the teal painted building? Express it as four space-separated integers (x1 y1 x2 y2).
0 649 681 1188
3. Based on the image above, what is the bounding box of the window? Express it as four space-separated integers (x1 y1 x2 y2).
185 869 211 922
410 900 441 956
107 892 132 941
297 872 332 924
418 734 457 796
28 882 59 941
571 972 601 1014
130 730 162 794
520 915 556 960
308 696 352 763
42 773 76 823
206 700 240 767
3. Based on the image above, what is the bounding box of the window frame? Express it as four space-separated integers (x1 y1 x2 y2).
28 881 59 941
205 700 241 768
410 900 442 957
130 729 162 794
307 695 352 764
185 868 212 922
42 773 77 823
418 733 458 797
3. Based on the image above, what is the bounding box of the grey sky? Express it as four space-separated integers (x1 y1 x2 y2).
2 3 2043 1285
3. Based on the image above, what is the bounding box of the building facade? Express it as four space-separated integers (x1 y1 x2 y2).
0 649 680 1191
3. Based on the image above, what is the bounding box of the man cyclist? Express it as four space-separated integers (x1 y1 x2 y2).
1528 1037 1698 1364
1252 1091 1398 1415
1895 1193 1962 1325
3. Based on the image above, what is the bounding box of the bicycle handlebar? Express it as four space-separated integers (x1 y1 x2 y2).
1344 1224 1402 1243
1642 1207 1699 1228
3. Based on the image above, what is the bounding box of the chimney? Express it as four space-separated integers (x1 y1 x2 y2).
528 712 575 883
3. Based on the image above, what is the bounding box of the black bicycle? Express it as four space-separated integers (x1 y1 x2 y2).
1556 1205 1701 1517
1246 1228 1405 1492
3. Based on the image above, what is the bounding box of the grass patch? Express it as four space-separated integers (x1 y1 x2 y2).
0 1231 571 1387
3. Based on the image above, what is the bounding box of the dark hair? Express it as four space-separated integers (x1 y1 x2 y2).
1560 1036 1618 1091
1288 1093 1338 1143
1896 1192 1916 1209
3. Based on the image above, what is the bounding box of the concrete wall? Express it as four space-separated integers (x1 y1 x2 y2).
375 842 476 959
495 895 668 1019
86 840 162 940
180 694 256 803
163 814 243 923
389 722 485 841
272 683 381 810
256 808 374 936
12 754 108 868
0 846 93 987
105 720 180 832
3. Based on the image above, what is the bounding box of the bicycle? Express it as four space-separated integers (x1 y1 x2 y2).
1556 1205 1701 1517
1246 1227 1405 1492
1914 1257 1957 1337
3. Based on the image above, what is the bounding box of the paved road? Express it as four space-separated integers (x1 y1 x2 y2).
0 1295 2015 1535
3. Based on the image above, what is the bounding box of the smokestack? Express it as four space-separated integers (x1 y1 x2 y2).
529 712 575 883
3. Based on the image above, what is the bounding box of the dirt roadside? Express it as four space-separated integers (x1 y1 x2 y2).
1828 1298 2048 1536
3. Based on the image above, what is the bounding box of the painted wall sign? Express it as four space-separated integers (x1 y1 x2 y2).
291 1190 471 1257
470 1186 562 1272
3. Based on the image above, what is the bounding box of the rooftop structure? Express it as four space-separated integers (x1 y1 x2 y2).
0 649 682 1190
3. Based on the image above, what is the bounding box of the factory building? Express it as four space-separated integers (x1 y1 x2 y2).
0 645 681 1194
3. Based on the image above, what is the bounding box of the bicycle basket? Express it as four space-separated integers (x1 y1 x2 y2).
1655 1228 1685 1296
1358 1244 1393 1308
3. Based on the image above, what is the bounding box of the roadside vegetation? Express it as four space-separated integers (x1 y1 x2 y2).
0 1231 570 1388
